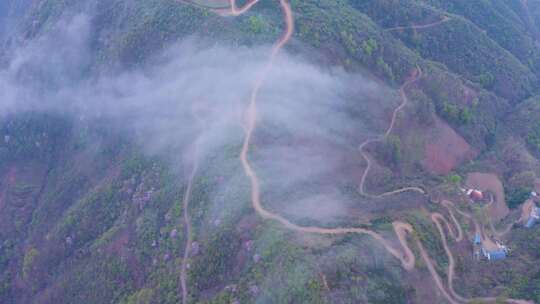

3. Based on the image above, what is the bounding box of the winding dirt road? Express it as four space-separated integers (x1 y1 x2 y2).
432 211 465 303
214 0 259 16
176 0 230 10
179 151 198 304
358 67 426 198
179 106 207 304
435 201 533 304
473 193 519 240
176 1 533 303
385 16 451 32
231 0 420 271
442 201 464 242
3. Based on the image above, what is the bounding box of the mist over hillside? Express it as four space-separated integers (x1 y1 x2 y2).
1 1 540 303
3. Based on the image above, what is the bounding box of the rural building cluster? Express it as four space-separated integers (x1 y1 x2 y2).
467 189 540 263
472 233 509 261
460 187 486 203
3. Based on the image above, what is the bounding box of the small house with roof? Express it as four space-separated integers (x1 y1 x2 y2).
482 248 507 261
462 188 485 202
481 241 508 261
467 189 484 201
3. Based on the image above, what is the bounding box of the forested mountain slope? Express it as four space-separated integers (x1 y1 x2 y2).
1 1 540 303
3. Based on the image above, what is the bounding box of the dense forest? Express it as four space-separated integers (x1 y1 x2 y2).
1 0 540 303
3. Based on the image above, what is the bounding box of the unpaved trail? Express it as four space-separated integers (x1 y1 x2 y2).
414 233 460 304
442 201 463 241
178 0 259 16
358 67 425 198
179 145 199 304
431 212 467 303
235 0 416 271
483 194 520 238
487 214 514 238
385 16 450 32
231 1 529 302
176 0 230 10
427 201 469 303
466 172 509 222
386 68 422 138
435 201 533 304
213 0 259 16
177 1 533 303
179 106 207 304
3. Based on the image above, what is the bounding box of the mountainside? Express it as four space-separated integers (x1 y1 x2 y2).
1 1 540 303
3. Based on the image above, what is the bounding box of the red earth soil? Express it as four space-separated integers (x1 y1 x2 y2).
466 172 510 222
423 118 477 175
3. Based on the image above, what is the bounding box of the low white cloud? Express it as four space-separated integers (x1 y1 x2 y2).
0 12 398 224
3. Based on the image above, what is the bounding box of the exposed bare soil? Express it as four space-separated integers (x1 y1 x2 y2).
423 118 477 175
520 199 534 224
466 172 509 222
177 1 534 303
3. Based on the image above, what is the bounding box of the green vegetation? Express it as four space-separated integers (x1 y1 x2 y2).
408 212 447 271
446 174 462 185
505 187 531 209
441 102 473 125
2 0 540 303
526 124 540 156
478 72 495 89
376 135 402 169
365 268 411 304
122 288 154 304
356 0 537 102
54 254 134 303
247 15 265 33
22 248 39 279
0 112 71 163
362 38 378 56
413 90 436 126
189 226 241 292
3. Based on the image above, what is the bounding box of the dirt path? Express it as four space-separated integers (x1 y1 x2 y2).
231 1 529 302
177 1 533 303
466 172 509 222
432 200 533 304
179 149 199 304
385 16 450 32
442 201 463 241
414 233 460 304
426 201 473 303
431 212 468 303
358 68 425 198
231 0 420 270
487 213 514 238
481 193 519 239
386 68 421 138
213 0 259 16
179 106 207 304
176 0 231 10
